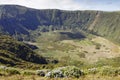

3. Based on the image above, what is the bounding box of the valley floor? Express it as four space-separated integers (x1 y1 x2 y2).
34 31 120 66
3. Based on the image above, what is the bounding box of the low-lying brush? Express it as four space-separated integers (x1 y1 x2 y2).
85 66 120 76
23 70 36 75
0 65 120 80
99 66 120 76
45 66 84 78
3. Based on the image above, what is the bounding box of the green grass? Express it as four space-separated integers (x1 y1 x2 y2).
0 65 120 80
35 31 116 68
0 35 48 67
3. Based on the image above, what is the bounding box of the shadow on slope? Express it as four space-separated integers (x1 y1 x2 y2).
0 35 48 66
60 32 86 40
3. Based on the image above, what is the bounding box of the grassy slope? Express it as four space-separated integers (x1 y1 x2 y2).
86 12 120 44
1 5 120 45
0 35 47 67
34 31 120 68
0 65 120 80
0 5 120 79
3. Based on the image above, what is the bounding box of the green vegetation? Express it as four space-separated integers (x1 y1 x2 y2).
0 35 48 67
85 66 120 76
0 66 120 80
45 66 83 78
94 57 120 67
0 5 120 79
34 31 120 68
1 5 120 45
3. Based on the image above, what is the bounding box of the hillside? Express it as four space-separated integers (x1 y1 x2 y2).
0 4 120 67
0 5 97 41
0 5 120 79
0 5 120 44
0 35 47 66
34 31 120 67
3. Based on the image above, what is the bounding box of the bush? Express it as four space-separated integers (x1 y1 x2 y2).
23 71 35 75
45 70 64 78
36 69 50 77
45 66 84 78
78 52 86 58
0 66 7 71
87 68 98 74
95 43 101 50
99 66 120 76
62 66 84 78
6 68 20 75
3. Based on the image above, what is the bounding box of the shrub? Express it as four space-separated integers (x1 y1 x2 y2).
87 68 98 74
62 66 84 78
23 71 35 75
36 69 50 77
78 53 86 58
45 66 84 78
6 68 20 75
99 66 120 76
0 66 7 71
95 43 101 50
45 70 64 78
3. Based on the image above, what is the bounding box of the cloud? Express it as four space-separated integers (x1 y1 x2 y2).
0 0 120 11
0 0 85 10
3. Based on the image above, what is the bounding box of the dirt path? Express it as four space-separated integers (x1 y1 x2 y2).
23 41 37 45
89 12 100 30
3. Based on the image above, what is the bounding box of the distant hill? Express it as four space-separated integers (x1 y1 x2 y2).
0 5 120 43
0 35 47 66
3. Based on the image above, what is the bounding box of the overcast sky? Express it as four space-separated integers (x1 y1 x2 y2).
0 0 120 11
